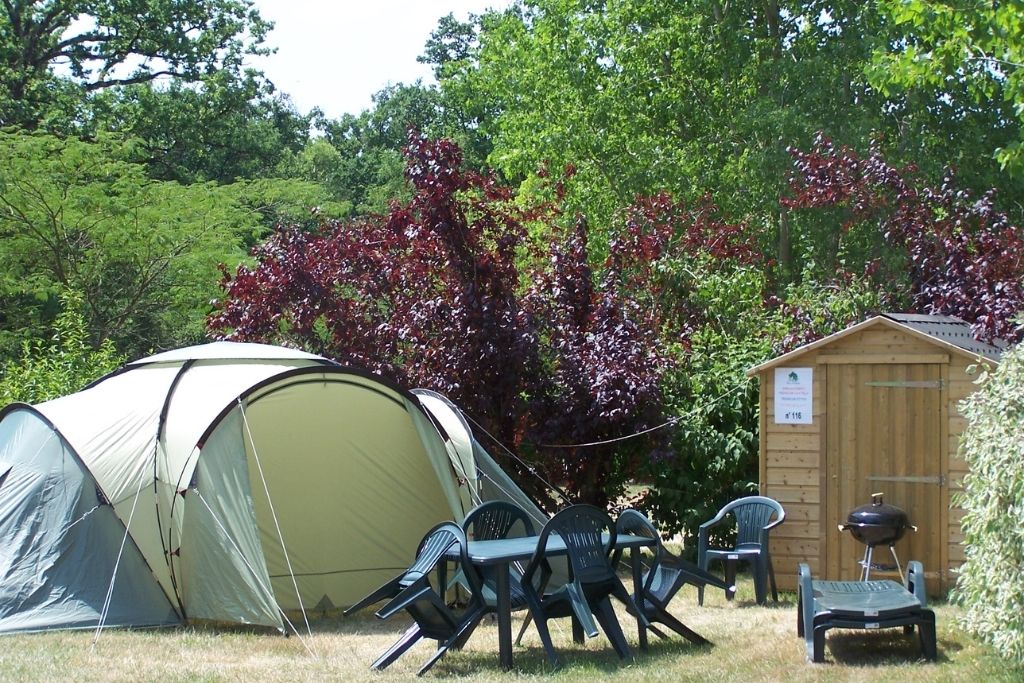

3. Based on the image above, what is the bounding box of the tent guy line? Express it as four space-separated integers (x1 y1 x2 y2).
240 397 314 641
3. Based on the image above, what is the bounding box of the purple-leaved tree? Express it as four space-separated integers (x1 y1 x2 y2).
210 132 672 509
785 135 1024 344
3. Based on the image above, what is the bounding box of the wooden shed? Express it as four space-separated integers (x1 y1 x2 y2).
747 313 1003 594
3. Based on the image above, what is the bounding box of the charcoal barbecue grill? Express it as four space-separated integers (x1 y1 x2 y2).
838 492 917 581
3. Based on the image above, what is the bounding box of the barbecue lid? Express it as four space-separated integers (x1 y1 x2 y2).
845 492 910 528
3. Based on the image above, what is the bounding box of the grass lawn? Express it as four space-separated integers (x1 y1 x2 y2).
1 576 1019 683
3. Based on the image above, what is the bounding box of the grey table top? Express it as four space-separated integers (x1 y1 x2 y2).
454 533 653 566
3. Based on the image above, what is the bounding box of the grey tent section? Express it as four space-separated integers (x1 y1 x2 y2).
0 406 178 633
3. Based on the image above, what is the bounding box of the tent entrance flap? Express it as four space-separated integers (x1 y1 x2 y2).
191 376 461 613
181 409 281 629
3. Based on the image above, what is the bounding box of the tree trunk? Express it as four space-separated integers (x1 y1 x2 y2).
779 206 792 279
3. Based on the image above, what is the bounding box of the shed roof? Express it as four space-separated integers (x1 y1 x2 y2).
881 313 1006 360
747 313 1004 376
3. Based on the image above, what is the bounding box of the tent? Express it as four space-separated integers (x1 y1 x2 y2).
0 342 536 634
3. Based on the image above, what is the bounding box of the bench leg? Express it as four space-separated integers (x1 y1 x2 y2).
918 611 938 661
811 623 829 663
796 588 804 637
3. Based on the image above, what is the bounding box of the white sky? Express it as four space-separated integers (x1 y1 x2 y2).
247 1 508 119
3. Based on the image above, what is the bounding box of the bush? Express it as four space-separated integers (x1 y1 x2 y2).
954 344 1024 661
0 290 125 406
639 271 882 548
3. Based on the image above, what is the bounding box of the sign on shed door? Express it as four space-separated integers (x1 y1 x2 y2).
825 363 945 592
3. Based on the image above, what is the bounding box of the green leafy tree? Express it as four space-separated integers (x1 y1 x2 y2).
433 0 1023 278
436 1 889 243
872 0 1024 174
0 289 124 405
954 344 1024 661
0 130 275 357
0 0 270 129
318 83 443 214
88 71 315 184
315 81 492 215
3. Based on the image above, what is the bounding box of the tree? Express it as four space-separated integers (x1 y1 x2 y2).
88 71 315 185
784 135 1024 344
314 80 495 216
433 1 890 247
0 130 273 358
432 0 1024 282
0 0 270 129
318 82 445 214
872 0 1024 174
210 133 672 509
419 12 479 81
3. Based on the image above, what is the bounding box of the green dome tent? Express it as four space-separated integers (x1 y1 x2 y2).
0 342 520 634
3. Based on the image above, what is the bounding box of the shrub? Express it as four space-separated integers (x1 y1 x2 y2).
0 290 125 406
954 343 1024 661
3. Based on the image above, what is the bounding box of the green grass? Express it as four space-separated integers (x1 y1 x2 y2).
1 577 1019 682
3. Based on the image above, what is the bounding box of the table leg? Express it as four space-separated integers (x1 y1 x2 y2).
496 561 513 670
630 548 648 650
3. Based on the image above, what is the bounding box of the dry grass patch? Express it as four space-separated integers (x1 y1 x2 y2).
1 577 1020 682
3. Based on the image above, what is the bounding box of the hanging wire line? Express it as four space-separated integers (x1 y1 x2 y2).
457 378 751 507
239 399 314 643
193 490 317 657
536 379 751 448
93 458 151 648
461 414 575 505
540 413 687 449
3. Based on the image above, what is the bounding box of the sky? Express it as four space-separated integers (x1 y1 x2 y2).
247 1 508 119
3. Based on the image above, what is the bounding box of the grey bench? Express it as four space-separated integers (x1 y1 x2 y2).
797 561 937 663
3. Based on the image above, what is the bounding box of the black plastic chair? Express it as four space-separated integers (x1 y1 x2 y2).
613 509 734 645
343 522 485 676
461 500 537 610
697 495 786 605
519 504 640 667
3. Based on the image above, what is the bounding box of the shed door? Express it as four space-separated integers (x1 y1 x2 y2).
825 363 945 591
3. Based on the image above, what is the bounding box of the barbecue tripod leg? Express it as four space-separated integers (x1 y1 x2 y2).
889 545 905 583
860 546 873 581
